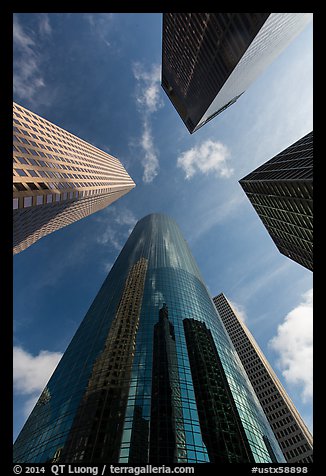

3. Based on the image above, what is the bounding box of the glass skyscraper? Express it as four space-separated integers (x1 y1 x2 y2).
13 214 285 464
239 131 313 271
162 13 312 133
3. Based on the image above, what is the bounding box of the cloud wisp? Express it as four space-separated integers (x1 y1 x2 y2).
38 13 52 36
132 62 163 183
13 14 50 105
188 192 245 244
84 13 114 48
177 139 234 180
13 346 63 417
95 205 137 254
269 288 313 402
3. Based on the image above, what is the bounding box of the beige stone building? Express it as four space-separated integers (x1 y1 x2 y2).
13 102 135 254
213 292 313 463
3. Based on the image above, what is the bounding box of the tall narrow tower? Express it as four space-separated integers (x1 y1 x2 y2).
13 214 285 464
13 102 135 254
213 292 313 463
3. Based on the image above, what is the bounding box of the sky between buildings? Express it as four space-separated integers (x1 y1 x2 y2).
13 13 313 442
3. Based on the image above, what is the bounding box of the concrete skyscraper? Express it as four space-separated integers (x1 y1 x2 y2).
213 293 313 463
13 214 285 464
13 102 135 254
239 131 313 271
162 13 312 133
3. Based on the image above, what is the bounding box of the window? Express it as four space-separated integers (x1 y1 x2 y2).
14 183 27 192
17 157 29 165
39 183 49 190
27 182 39 191
23 196 32 208
13 198 19 209
36 195 43 205
16 169 27 177
28 170 39 178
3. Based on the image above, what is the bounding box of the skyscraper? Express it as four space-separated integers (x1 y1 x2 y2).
13 214 285 464
239 131 313 271
161 13 312 133
13 102 135 254
213 293 313 463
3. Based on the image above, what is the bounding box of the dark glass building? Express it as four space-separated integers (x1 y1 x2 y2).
162 13 312 133
239 131 313 271
13 214 285 464
213 293 313 463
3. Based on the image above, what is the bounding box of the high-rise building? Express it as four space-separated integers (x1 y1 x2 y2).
162 13 312 133
13 214 285 464
13 102 135 254
212 293 313 463
239 131 313 271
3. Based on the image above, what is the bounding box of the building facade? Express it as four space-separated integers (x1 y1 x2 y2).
239 131 313 271
13 214 285 464
13 102 135 254
212 293 313 463
162 13 312 133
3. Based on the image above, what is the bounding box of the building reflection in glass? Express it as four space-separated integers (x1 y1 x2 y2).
60 258 148 463
183 318 254 463
149 304 186 463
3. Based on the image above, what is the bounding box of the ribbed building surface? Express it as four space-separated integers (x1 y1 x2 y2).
213 293 313 463
13 102 135 254
162 13 312 133
13 214 285 464
239 131 313 271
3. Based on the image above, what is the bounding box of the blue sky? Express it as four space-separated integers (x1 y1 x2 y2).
13 13 313 442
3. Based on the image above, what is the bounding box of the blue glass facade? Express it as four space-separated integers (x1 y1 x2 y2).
13 213 285 463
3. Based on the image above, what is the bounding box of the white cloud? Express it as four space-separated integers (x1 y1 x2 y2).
95 205 137 249
132 62 163 183
269 289 313 402
38 13 52 36
140 119 160 183
13 346 63 416
13 346 62 394
133 62 163 113
13 16 35 48
84 13 114 48
97 224 123 250
114 206 137 228
13 15 47 103
177 139 234 180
